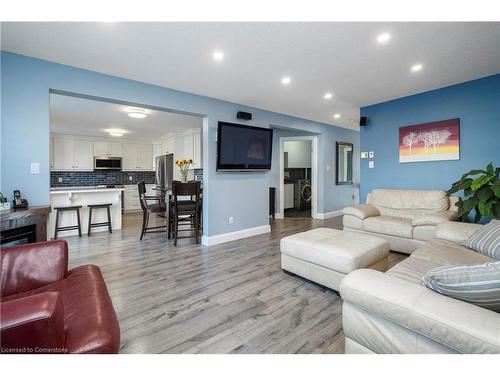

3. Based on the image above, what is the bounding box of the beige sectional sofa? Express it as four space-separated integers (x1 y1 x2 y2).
340 221 500 354
343 189 459 254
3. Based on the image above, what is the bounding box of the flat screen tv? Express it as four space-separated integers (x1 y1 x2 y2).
217 121 273 171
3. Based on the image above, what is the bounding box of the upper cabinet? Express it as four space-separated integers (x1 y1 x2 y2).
94 141 122 157
52 137 93 171
161 134 175 155
182 128 202 169
122 143 153 171
152 143 163 170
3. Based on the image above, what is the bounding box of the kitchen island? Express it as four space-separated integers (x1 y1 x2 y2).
49 186 125 238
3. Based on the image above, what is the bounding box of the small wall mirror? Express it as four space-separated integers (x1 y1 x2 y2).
336 142 353 185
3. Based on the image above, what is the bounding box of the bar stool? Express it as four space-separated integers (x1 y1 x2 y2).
87 203 113 236
53 205 82 239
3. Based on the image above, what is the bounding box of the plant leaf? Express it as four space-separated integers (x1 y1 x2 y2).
471 175 493 191
486 163 494 175
478 200 493 217
462 196 478 212
492 184 500 198
477 187 494 202
461 169 485 179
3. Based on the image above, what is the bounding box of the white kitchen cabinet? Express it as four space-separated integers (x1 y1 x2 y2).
94 141 122 157
123 143 153 171
284 183 295 209
182 128 202 169
124 184 156 211
52 137 93 171
74 140 94 170
161 135 175 155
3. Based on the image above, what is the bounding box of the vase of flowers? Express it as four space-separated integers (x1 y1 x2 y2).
175 158 192 183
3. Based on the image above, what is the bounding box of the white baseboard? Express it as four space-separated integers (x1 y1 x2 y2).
315 210 343 220
202 224 271 246
274 213 284 219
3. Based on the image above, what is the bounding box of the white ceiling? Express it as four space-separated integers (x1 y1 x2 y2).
50 93 202 141
3 22 500 130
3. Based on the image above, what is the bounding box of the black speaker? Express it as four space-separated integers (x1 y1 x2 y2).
359 116 367 127
237 111 252 120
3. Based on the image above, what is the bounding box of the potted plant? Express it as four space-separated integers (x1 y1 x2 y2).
175 158 192 183
447 162 500 222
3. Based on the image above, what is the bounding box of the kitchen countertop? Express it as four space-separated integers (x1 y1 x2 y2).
50 186 125 194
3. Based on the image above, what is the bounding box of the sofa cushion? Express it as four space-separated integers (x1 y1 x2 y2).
412 211 458 226
422 261 500 313
387 239 492 284
367 189 450 219
342 204 380 219
280 228 389 274
460 219 500 260
363 216 413 239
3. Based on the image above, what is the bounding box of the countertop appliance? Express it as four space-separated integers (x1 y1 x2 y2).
95 184 124 189
94 157 122 170
155 154 174 191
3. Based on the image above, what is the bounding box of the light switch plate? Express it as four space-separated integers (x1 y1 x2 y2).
326 165 330 171
369 161 375 169
30 162 40 174
58 177 63 183
360 152 369 159
369 151 375 158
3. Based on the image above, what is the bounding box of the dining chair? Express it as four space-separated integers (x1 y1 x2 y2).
170 180 201 246
138 181 167 240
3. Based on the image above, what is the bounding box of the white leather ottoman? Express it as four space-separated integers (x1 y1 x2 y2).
280 228 390 291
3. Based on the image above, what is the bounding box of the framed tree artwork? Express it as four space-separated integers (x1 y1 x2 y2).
399 118 460 163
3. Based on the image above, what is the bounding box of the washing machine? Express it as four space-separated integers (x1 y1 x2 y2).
294 179 312 211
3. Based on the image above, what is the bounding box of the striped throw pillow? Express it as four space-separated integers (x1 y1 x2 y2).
422 261 500 312
460 219 500 260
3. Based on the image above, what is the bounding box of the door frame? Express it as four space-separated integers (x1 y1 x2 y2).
278 136 319 219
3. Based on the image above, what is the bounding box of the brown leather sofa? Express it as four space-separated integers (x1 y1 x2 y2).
0 240 120 354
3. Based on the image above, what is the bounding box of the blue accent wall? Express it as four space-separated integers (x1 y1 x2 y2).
1 51 359 237
360 74 500 203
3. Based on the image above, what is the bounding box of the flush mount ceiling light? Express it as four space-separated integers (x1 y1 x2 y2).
104 129 128 137
411 64 423 72
127 110 147 119
281 76 291 85
334 113 341 119
324 92 333 100
377 33 391 44
212 50 224 61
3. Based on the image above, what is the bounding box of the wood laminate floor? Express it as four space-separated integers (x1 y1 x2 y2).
65 212 406 354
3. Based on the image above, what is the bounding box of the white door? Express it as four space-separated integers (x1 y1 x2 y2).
74 140 94 170
53 138 75 170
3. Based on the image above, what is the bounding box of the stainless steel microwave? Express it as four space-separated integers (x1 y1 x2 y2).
94 157 122 170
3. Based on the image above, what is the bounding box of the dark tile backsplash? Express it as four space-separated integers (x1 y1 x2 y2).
51 169 204 187
51 171 155 187
284 168 312 182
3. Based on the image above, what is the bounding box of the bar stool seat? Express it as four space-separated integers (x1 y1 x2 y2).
87 203 113 236
53 205 82 239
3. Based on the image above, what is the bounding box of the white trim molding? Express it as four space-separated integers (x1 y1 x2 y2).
279 136 319 219
202 224 271 246
315 210 343 220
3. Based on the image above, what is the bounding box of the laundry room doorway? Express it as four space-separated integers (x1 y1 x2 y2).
279 136 318 219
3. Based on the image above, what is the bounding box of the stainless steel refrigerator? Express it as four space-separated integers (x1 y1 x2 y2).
155 154 174 191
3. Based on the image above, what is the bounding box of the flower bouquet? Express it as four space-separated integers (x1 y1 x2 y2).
175 158 193 183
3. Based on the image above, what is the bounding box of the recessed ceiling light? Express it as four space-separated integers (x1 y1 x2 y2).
213 50 224 61
104 129 128 137
411 64 423 72
377 33 391 44
324 92 333 100
127 111 147 119
281 76 291 85
334 113 341 119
